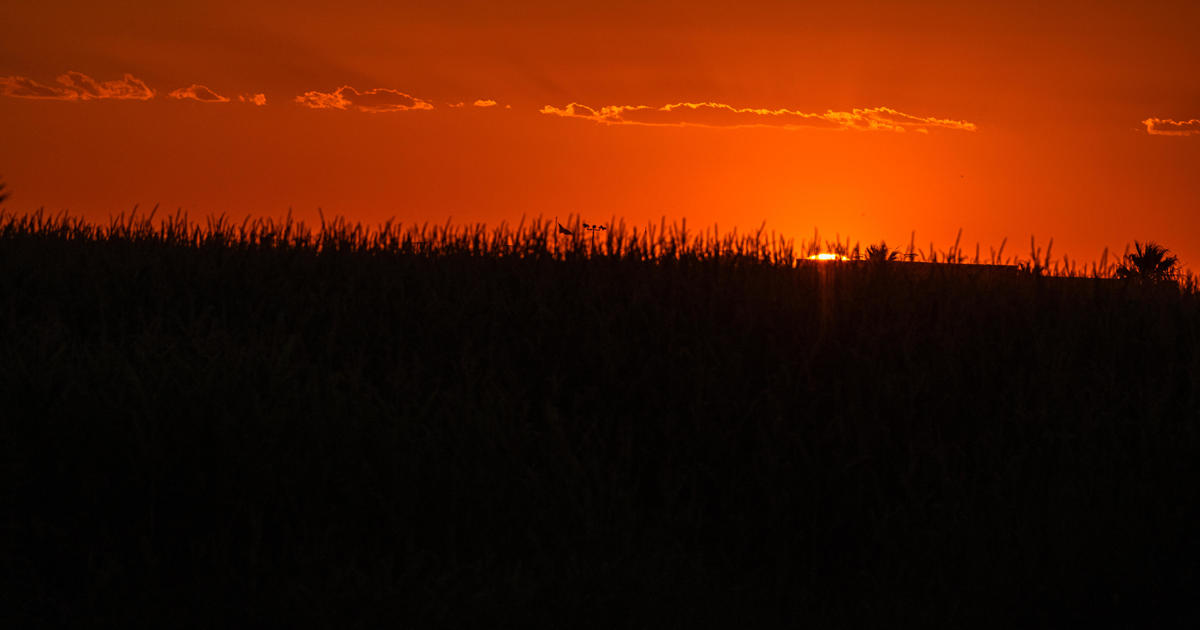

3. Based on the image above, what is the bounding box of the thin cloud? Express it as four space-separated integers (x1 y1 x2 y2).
58 72 154 100
540 102 977 133
1143 118 1200 136
238 94 267 106
0 76 75 99
0 71 154 101
446 99 498 108
169 84 230 103
295 86 434 113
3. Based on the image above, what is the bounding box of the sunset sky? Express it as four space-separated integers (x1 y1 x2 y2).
3 0 1198 266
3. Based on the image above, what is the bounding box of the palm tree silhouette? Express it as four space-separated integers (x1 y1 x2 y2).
1116 241 1178 283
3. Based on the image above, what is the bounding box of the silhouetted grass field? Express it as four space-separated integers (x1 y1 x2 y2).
4 211 1199 626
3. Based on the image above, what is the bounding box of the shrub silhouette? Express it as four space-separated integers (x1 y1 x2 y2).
864 241 900 262
1117 241 1178 283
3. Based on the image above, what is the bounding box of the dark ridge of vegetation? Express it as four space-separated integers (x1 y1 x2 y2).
3 211 1199 626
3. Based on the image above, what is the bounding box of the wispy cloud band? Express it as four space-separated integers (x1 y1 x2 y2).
295 86 434 113
0 71 154 101
166 85 266 106
540 102 977 133
169 84 230 103
1143 118 1200 136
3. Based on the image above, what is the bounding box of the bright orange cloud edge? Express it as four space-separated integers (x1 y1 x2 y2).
1143 118 1200 136
169 84 231 103
539 102 979 133
0 71 154 101
0 72 269 106
293 87 509 113
2 71 1190 138
295 86 435 113
2 72 981 134
168 84 267 106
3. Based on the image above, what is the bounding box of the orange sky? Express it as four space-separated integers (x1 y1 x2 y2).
3 0 1199 267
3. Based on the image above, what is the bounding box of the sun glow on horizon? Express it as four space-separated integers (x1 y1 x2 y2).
807 253 850 261
2 1 1200 268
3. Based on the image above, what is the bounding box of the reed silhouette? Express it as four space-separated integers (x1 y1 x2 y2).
3 211 1199 627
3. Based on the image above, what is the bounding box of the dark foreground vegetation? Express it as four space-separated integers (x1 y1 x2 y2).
3 211 1199 626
